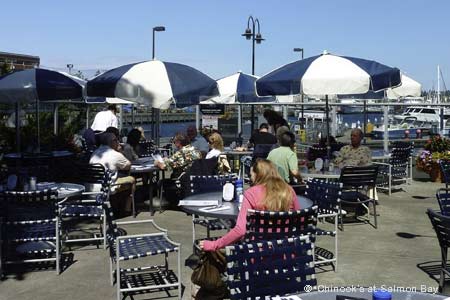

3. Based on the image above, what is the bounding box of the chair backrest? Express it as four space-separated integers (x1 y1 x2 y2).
390 142 413 165
427 208 450 249
102 201 122 258
225 236 317 300
307 145 327 161
306 178 342 214
440 160 450 187
189 174 237 195
137 140 154 158
436 188 450 215
244 206 318 243
1 189 59 222
339 165 379 190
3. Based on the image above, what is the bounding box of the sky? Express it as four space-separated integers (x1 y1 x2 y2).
2 0 449 90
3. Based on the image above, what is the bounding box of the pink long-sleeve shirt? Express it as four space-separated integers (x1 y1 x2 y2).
202 184 300 251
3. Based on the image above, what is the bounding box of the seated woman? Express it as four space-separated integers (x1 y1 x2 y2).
206 132 230 174
200 159 300 251
122 129 141 162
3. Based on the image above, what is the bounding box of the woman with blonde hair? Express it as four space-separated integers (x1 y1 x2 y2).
205 132 224 159
206 132 230 174
200 159 300 251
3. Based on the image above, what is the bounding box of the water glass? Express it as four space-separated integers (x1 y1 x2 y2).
29 177 37 191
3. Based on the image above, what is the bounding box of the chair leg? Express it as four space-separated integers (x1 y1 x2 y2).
334 216 338 272
103 214 107 250
110 258 114 286
440 247 448 292
177 247 182 300
56 218 60 274
372 201 378 229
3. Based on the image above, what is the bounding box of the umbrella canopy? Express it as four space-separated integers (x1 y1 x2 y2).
256 51 401 97
85 97 135 105
0 68 83 104
86 60 219 109
256 51 402 156
386 73 421 99
201 71 274 104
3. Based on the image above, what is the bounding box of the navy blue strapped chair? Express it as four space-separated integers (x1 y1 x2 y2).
305 178 343 270
102 201 182 300
1 189 61 274
137 140 154 158
225 236 317 300
189 174 238 245
244 206 318 243
375 142 413 195
440 160 450 189
339 165 379 229
427 208 450 292
59 167 112 249
436 188 450 216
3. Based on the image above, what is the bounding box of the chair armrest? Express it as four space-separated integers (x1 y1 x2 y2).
115 219 168 233
116 232 181 247
373 162 390 166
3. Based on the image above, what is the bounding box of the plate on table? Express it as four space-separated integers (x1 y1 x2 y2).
36 182 57 190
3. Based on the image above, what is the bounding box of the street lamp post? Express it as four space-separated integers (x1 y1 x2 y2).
293 48 305 129
242 16 264 133
152 26 165 146
66 64 73 75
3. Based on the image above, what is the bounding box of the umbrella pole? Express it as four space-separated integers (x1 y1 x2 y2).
36 98 40 152
196 105 200 131
325 95 330 158
363 100 367 143
53 103 59 136
237 104 242 135
86 105 90 129
15 102 20 152
151 107 155 141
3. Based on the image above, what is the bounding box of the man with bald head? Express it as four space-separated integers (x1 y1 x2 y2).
334 128 372 167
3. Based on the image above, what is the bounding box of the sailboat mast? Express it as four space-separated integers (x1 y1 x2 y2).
437 65 441 104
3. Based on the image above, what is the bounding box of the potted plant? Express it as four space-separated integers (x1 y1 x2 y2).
416 135 450 182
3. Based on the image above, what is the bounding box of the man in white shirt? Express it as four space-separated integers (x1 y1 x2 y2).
90 132 135 216
91 104 118 132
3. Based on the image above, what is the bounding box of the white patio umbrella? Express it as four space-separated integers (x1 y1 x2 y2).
386 73 421 99
256 51 402 155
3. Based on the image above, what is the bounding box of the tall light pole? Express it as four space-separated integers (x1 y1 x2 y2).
152 26 165 146
242 16 264 133
293 48 305 129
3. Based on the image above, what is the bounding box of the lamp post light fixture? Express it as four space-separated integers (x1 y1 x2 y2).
293 48 305 129
66 64 73 75
293 47 304 59
152 26 166 146
242 16 264 132
152 26 166 60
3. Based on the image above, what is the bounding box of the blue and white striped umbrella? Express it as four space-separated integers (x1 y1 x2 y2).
86 60 219 109
201 71 274 104
0 68 83 104
256 51 401 97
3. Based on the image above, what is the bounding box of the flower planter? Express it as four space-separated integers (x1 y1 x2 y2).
430 162 443 183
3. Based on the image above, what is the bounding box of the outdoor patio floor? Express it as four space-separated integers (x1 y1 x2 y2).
1 179 449 300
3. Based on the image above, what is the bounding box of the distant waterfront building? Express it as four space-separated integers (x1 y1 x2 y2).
0 51 40 71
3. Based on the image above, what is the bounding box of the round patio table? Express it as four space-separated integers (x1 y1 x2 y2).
282 289 447 300
300 167 341 180
130 158 160 215
181 191 313 220
36 182 85 199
